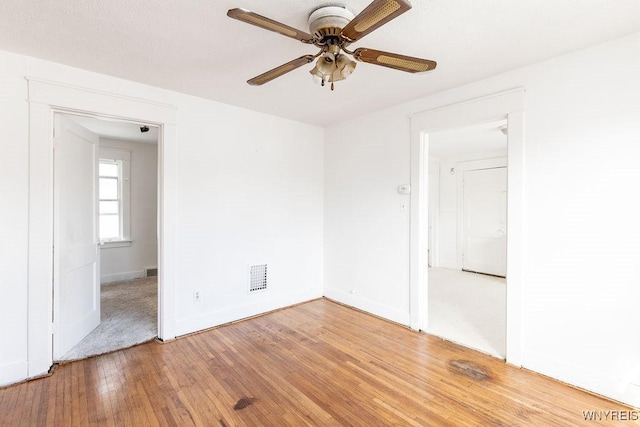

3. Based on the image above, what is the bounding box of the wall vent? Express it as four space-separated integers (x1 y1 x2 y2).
146 267 158 277
249 264 268 293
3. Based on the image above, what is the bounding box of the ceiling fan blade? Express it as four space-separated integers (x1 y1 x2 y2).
247 55 315 85
353 48 436 73
341 0 412 42
227 8 313 43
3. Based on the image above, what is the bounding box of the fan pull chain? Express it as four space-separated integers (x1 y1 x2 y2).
331 61 336 91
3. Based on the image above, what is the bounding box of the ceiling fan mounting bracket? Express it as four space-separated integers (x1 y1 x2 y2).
308 6 354 43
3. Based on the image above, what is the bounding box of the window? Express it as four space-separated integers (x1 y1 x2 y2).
99 160 122 240
99 147 131 246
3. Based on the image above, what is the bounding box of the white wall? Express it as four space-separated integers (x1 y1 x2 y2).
324 32 640 407
0 50 29 386
173 96 325 334
2 29 639 407
324 112 412 324
0 49 324 385
433 150 507 269
99 138 158 283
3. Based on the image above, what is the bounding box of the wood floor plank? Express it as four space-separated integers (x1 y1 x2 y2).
0 299 637 426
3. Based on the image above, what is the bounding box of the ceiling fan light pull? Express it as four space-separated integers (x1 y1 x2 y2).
331 81 335 91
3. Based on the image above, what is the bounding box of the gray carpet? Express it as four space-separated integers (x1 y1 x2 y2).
59 276 157 362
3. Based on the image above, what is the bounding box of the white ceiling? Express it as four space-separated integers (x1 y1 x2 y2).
429 119 507 158
1 1 639 126
67 115 159 143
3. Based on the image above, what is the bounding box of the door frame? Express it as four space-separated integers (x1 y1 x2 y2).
427 158 440 268
456 157 507 272
409 88 525 366
27 78 177 378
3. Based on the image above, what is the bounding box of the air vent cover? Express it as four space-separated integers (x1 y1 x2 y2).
249 264 268 293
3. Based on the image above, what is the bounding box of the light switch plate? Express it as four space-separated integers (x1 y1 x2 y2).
397 184 411 195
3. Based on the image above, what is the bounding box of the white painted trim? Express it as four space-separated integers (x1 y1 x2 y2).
100 270 146 284
99 147 131 243
410 88 525 133
409 131 428 330
427 158 440 268
28 102 55 377
504 111 525 367
157 123 177 340
27 79 177 379
100 240 132 249
26 77 177 123
409 88 525 366
455 157 507 270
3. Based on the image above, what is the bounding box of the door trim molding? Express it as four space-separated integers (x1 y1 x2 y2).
427 158 440 268
409 88 525 366
26 78 177 378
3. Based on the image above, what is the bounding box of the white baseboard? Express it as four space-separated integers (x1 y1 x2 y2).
101 270 146 284
174 288 323 337
322 288 411 326
524 351 640 409
0 361 28 387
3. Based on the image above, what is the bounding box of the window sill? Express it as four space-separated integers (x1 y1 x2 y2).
100 240 132 249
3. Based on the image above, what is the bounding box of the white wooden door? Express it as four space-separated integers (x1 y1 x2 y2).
53 115 100 359
462 167 507 277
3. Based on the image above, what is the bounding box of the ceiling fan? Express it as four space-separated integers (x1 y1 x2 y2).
227 0 437 90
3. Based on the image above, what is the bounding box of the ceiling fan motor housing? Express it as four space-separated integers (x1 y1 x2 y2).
308 6 354 41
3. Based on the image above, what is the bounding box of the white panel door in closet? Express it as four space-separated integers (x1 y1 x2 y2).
462 167 507 277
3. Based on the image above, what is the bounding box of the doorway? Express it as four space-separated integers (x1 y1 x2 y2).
26 78 177 379
408 88 525 366
53 113 160 361
426 120 507 358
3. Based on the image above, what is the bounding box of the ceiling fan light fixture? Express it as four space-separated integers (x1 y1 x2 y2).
310 53 357 90
336 54 357 79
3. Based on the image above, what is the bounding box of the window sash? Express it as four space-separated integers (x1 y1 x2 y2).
99 159 123 241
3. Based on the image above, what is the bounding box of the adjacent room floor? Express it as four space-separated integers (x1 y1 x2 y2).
427 267 506 358
58 276 157 362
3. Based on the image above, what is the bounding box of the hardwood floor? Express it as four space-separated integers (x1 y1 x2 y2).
1 299 636 426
